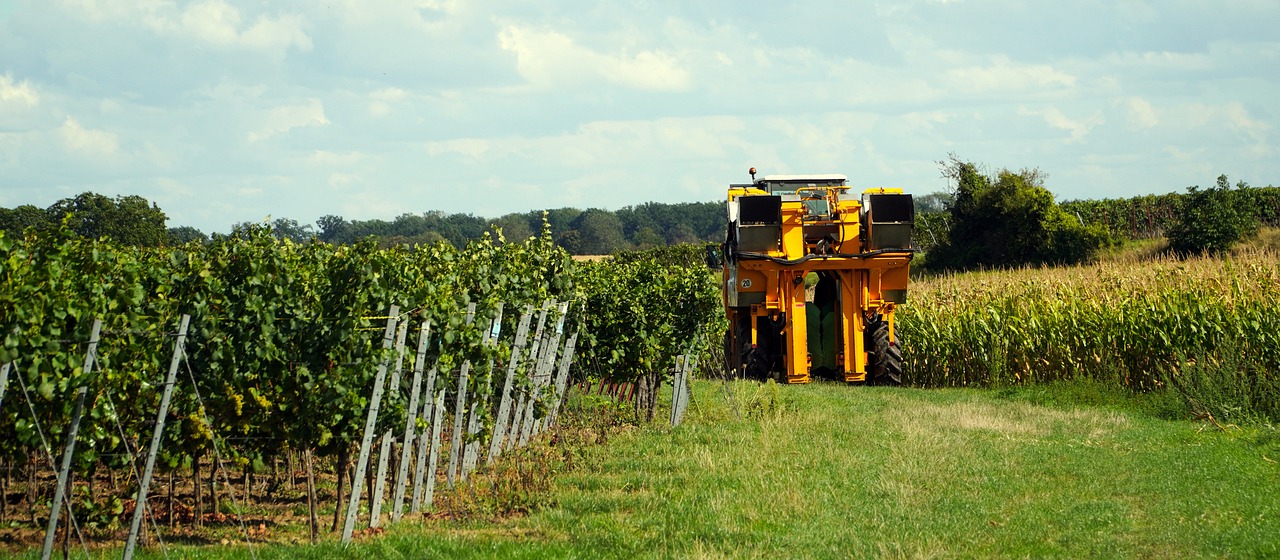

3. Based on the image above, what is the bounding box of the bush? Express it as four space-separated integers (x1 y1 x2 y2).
1166 175 1260 255
926 157 1112 271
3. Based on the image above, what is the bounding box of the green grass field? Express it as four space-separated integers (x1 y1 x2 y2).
91 379 1280 560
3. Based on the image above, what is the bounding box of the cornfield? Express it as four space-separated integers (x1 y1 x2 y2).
898 249 1280 421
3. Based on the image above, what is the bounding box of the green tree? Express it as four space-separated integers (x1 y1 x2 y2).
631 226 665 250
572 208 627 255
382 231 445 248
664 222 698 245
47 192 169 246
317 214 352 244
556 229 582 254
543 208 583 240
927 156 1110 270
270 217 315 243
489 214 535 243
0 204 52 233
914 192 954 214
1166 175 1259 255
168 225 209 244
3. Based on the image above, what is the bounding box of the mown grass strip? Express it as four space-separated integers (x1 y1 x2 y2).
92 380 1280 559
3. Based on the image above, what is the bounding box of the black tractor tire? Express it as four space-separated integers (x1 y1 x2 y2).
743 344 771 381
865 314 903 386
731 321 771 381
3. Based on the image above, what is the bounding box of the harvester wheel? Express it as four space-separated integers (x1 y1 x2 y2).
731 321 770 380
866 314 902 386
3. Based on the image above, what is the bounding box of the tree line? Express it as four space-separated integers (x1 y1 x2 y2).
0 193 723 255
6 163 1274 264
915 156 1277 271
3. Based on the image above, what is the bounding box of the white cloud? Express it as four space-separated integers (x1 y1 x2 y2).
58 0 160 23
63 0 311 53
1222 102 1269 143
248 99 330 143
497 25 691 92
1167 101 1270 144
425 138 491 161
60 117 119 156
1106 50 1213 71
902 111 952 131
368 88 408 117
0 74 39 108
1018 105 1103 142
328 173 361 188
944 55 1077 95
308 150 368 167
1124 97 1159 129
238 12 311 51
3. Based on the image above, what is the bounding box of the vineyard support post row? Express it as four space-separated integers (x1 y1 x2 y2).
123 314 191 560
487 306 534 465
447 303 477 487
41 318 101 560
370 320 411 529
462 303 503 480
391 320 431 523
521 302 570 446
545 331 579 429
507 301 552 452
422 377 446 509
341 306 399 545
410 364 439 514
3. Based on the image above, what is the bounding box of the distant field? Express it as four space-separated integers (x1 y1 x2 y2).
92 380 1280 559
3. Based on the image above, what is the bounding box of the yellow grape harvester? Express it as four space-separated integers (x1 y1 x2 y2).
718 169 915 384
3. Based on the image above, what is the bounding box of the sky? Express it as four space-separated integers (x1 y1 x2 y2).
0 0 1277 234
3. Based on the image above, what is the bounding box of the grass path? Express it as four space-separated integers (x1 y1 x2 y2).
135 381 1280 559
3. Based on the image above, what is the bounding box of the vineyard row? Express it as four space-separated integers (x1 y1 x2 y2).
0 223 721 553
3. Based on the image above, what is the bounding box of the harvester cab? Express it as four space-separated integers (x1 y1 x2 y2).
721 170 914 384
